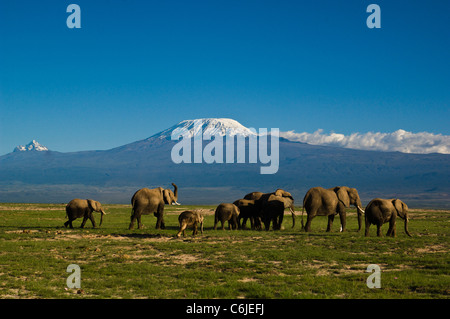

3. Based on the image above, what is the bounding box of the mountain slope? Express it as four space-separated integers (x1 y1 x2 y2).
0 119 449 207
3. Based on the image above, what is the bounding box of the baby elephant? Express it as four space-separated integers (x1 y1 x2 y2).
177 211 204 237
65 199 106 229
365 198 411 237
214 203 240 230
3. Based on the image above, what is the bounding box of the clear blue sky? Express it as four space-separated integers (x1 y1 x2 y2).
1 0 449 155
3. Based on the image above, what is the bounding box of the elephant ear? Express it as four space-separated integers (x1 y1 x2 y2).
336 187 350 207
274 189 284 197
275 189 292 198
87 199 100 212
162 189 172 204
392 199 407 218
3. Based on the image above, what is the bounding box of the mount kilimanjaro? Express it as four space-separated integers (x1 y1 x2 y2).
0 118 449 207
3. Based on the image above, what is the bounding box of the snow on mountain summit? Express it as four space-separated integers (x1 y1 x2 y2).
151 118 258 140
14 140 49 152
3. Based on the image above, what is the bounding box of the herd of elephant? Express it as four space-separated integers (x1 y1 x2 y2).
65 183 412 238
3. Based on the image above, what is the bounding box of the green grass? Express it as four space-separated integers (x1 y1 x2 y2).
0 203 448 299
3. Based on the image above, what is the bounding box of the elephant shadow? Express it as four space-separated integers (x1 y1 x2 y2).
112 233 170 240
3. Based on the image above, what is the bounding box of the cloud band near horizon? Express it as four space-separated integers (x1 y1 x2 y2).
280 129 450 155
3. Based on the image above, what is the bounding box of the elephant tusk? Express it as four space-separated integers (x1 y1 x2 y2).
340 225 343 232
357 206 365 214
175 201 181 205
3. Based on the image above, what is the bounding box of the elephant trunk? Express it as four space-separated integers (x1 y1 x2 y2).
403 214 412 237
172 183 180 205
355 198 364 232
99 210 106 226
172 183 178 200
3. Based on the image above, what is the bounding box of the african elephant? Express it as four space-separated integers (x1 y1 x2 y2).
244 189 296 229
302 186 364 232
129 183 179 230
177 211 204 237
65 199 106 229
233 199 261 230
365 198 411 237
214 203 240 230
260 194 295 230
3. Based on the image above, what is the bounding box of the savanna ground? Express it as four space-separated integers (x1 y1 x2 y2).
0 203 448 299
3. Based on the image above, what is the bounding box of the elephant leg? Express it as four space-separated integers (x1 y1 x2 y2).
155 216 161 229
89 214 97 228
255 217 262 230
338 211 347 232
176 223 186 237
137 215 143 229
233 216 239 230
193 224 198 236
376 223 382 236
387 218 396 237
129 213 136 230
272 217 277 230
155 205 165 229
80 216 88 228
276 213 284 230
326 214 335 232
264 218 271 231
65 219 75 229
365 217 371 237
304 214 315 232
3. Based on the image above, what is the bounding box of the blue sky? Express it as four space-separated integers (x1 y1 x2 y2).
1 0 449 155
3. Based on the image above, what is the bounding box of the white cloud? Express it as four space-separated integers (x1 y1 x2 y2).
280 129 450 154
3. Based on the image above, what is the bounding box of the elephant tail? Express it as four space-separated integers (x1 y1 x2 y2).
290 207 296 228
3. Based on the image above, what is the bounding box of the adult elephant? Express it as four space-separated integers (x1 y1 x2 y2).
65 199 106 229
365 198 411 237
244 189 295 229
214 203 240 230
260 194 295 230
129 183 179 230
302 186 364 232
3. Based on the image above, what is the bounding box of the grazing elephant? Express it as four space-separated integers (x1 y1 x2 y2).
244 189 296 229
65 199 106 229
177 211 204 237
302 186 364 232
214 203 240 230
365 198 411 237
260 194 295 230
129 183 179 230
233 199 261 230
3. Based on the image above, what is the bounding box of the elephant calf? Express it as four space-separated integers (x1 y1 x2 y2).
65 199 106 229
214 203 240 230
177 211 204 237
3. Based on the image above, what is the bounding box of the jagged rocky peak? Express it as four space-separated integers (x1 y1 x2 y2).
151 118 258 140
14 140 49 152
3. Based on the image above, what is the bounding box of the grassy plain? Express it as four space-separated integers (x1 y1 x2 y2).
0 203 448 299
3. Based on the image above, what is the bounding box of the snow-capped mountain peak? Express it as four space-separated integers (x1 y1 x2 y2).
151 118 258 140
14 140 49 152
